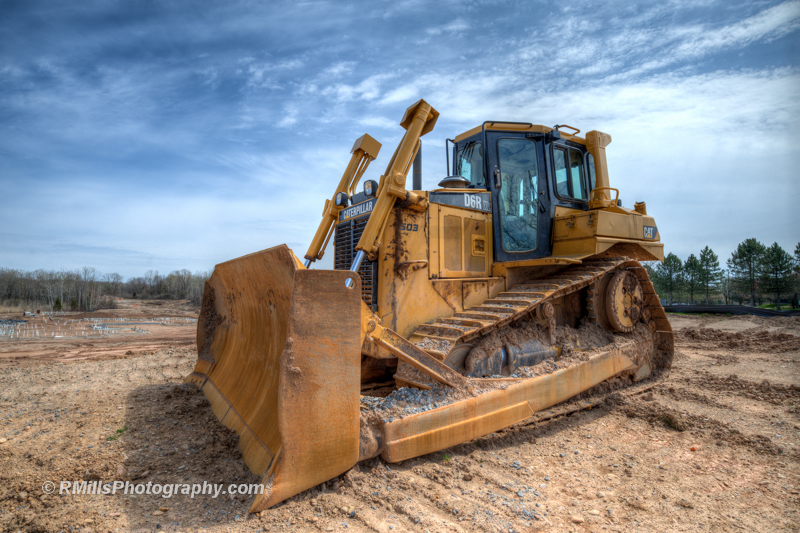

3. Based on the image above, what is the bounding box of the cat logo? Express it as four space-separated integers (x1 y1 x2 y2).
339 198 376 221
643 226 657 240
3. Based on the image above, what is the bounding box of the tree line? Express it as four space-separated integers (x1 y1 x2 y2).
0 267 211 312
647 239 800 310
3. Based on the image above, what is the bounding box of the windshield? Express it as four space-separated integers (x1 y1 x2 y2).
455 141 485 187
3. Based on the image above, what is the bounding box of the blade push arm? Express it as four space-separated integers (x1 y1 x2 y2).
347 100 439 277
303 134 382 266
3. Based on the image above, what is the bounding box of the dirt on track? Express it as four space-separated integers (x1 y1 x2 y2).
0 307 798 533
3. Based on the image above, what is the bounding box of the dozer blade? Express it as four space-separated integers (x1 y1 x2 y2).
186 245 362 512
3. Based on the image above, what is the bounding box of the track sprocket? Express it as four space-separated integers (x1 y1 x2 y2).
605 270 644 333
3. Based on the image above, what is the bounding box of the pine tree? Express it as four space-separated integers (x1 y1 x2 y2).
698 246 721 304
53 297 62 311
684 254 701 305
727 238 766 306
759 243 794 310
653 253 683 305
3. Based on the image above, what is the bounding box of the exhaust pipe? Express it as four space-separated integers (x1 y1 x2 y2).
412 144 422 190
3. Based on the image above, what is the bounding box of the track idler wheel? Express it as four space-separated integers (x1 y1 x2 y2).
605 270 643 333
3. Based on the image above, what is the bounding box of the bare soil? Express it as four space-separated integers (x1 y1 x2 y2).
0 300 197 367
0 307 798 533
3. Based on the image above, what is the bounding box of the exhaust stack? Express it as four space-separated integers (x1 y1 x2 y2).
412 144 422 190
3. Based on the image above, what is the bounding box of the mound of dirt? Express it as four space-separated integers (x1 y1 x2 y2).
616 395 787 456
678 327 800 353
686 371 800 405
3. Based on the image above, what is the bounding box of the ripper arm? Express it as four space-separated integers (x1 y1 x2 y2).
303 134 382 266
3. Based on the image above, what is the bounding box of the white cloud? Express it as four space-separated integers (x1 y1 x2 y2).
671 1 800 58
242 57 305 90
381 82 421 104
277 105 299 128
508 1 800 83
426 18 470 35
358 116 398 129
321 61 355 78
320 73 395 102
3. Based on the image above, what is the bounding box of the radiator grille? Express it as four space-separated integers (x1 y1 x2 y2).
443 215 463 271
334 216 378 310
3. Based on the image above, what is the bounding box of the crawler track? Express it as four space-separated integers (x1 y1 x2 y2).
408 257 674 376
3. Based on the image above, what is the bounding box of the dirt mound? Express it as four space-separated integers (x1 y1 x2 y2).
686 371 800 405
615 395 787 456
678 327 800 353
657 385 735 411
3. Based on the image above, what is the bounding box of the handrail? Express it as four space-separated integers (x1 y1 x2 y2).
589 187 619 209
554 124 580 136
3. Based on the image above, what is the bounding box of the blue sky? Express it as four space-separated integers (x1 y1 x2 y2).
1 0 798 277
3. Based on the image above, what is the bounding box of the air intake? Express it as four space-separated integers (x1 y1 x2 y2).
334 217 378 310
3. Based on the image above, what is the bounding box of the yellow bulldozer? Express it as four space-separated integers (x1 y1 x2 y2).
187 99 673 512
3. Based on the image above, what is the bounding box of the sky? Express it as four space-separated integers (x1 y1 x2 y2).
1 0 798 278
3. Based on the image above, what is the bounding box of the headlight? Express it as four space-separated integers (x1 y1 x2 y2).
335 192 349 207
363 180 378 197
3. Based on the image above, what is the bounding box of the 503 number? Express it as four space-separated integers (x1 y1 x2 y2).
400 223 419 232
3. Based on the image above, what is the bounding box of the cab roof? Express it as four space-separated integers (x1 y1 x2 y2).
454 122 586 145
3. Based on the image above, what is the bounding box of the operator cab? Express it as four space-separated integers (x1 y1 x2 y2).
451 123 598 263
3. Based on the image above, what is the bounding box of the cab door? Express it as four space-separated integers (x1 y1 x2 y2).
485 132 551 262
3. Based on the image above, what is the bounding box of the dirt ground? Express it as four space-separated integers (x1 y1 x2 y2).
0 304 798 533
0 300 197 367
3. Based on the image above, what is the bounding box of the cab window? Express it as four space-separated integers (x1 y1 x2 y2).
554 150 569 196
497 138 539 253
553 146 587 201
456 141 485 187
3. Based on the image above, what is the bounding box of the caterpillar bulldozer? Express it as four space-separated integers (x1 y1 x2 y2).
187 99 673 512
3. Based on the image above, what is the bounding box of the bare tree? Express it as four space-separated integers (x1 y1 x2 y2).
127 276 147 298
0 265 210 310
103 272 123 296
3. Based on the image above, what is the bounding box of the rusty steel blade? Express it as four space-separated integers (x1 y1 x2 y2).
186 246 362 513
252 268 362 511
